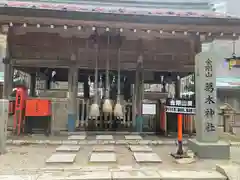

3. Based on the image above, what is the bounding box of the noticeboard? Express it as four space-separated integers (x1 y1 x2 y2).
142 104 156 115
165 98 195 114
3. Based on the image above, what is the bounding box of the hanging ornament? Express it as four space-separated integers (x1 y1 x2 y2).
114 48 123 119
103 34 113 113
169 82 175 98
89 43 100 119
99 74 103 99
110 75 117 100
160 75 164 92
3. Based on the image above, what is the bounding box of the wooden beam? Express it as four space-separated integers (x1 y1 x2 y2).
12 58 193 72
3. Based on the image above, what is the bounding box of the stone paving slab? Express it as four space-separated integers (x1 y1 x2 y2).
112 170 160 180
0 175 37 180
125 135 143 140
89 152 117 163
133 153 162 163
129 145 153 152
46 153 76 163
96 135 114 140
158 170 226 180
56 145 81 152
216 164 240 180
64 171 112 180
62 140 78 145
93 145 115 152
68 135 86 140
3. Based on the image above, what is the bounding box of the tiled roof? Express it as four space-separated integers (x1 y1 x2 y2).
0 0 237 19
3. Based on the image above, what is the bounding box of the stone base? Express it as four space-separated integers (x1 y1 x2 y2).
188 139 230 159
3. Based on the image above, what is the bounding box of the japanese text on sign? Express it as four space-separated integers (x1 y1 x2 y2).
165 106 196 114
204 58 216 132
205 59 213 77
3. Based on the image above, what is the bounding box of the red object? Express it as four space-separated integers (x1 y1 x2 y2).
25 99 51 117
8 101 15 114
13 87 27 135
160 105 166 132
177 114 183 141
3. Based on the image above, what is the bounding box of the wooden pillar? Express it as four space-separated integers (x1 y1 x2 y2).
135 55 144 132
8 64 13 95
67 64 78 132
2 32 11 99
132 70 138 129
30 73 36 97
175 75 181 99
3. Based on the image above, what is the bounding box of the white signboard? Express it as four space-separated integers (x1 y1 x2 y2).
142 104 156 115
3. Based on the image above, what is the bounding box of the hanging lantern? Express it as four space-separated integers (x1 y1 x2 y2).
103 34 113 113
225 41 240 70
114 48 123 119
89 103 100 119
89 43 100 119
103 98 112 113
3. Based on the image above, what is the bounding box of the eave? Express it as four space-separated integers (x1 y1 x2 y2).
0 2 240 36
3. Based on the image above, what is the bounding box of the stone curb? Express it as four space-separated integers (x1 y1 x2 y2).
0 169 226 180
61 131 156 135
6 139 188 146
6 139 240 146
216 164 240 180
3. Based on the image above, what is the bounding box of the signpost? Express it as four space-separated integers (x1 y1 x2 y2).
166 98 195 158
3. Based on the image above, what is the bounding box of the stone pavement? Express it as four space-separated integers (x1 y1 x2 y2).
0 169 227 180
45 134 163 164
2 133 240 179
